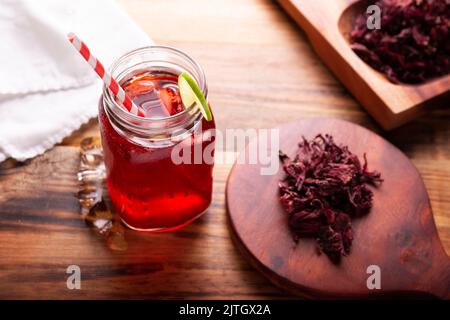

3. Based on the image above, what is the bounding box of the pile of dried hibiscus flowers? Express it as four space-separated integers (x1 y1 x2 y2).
349 0 450 84
278 134 383 262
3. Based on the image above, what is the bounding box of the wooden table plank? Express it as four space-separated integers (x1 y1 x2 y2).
0 147 289 299
0 0 449 298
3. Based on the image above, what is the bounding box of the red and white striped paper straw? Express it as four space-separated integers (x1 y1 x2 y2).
67 33 144 117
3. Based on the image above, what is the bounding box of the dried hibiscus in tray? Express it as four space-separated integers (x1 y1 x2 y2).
349 0 450 84
278 134 382 263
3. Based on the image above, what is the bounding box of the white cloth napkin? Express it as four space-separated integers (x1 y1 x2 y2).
0 0 153 162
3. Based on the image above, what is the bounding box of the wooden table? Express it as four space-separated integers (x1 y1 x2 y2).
0 0 448 299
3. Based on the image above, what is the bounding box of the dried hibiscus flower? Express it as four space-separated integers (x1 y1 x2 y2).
349 0 450 84
278 134 382 262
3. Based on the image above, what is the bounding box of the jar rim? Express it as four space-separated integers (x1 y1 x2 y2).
103 45 208 127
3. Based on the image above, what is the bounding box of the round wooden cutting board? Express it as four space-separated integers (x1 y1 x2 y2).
226 118 450 299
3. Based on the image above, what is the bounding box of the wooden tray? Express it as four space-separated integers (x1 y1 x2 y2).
277 0 450 130
226 118 450 298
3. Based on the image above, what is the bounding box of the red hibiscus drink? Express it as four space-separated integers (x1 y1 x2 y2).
99 46 215 232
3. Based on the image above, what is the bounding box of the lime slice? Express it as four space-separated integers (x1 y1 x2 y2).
178 72 212 121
